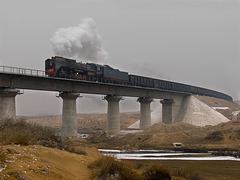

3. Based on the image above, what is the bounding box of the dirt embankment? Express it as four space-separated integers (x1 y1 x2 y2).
91 120 240 150
0 145 101 180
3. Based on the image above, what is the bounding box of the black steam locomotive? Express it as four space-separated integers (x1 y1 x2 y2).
45 56 232 101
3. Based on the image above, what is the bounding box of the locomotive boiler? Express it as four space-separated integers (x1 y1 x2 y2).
45 56 128 83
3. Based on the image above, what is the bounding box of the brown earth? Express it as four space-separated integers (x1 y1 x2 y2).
91 120 240 150
0 145 101 180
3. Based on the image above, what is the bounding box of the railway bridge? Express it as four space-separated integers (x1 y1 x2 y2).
0 66 232 139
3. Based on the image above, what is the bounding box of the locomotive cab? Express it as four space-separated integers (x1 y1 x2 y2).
45 58 56 76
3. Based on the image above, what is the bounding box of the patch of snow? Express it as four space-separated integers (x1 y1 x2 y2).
134 149 175 153
116 155 240 161
128 105 162 129
0 165 7 172
191 112 204 115
232 111 240 116
114 152 208 158
100 150 240 161
128 121 140 129
98 149 122 153
232 111 240 121
212 107 229 110
120 130 142 135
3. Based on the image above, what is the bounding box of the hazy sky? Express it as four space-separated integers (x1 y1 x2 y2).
0 0 239 116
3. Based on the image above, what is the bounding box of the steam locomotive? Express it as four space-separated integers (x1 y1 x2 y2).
45 56 232 101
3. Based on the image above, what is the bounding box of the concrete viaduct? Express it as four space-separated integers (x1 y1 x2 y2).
0 68 191 139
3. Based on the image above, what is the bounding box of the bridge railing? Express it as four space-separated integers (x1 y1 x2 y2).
0 66 46 77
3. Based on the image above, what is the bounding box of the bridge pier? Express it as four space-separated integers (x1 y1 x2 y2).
104 95 122 134
161 99 174 124
59 92 80 139
138 97 153 130
160 95 186 124
0 88 19 120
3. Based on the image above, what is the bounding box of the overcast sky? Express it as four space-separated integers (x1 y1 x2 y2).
0 0 239 116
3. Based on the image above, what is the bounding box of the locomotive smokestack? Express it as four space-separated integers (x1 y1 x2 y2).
50 18 109 63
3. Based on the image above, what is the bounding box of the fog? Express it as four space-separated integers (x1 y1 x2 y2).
1 0 239 116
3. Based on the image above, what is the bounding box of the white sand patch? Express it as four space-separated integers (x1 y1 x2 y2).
232 111 240 121
180 96 229 127
212 107 229 110
151 105 162 124
128 104 162 129
232 111 240 116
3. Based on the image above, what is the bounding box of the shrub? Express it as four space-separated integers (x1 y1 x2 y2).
89 156 140 180
205 131 224 141
7 130 31 145
8 171 28 180
171 167 205 180
0 146 6 168
64 146 87 155
142 164 172 180
0 119 60 147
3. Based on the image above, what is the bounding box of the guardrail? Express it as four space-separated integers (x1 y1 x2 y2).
0 66 46 77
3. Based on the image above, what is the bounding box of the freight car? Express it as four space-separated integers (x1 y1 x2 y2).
45 56 232 101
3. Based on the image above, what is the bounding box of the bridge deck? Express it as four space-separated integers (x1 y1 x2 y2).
0 72 187 99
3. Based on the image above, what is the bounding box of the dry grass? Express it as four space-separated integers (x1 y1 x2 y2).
205 131 224 142
89 156 140 180
89 156 207 180
141 164 172 180
0 146 6 168
63 145 87 155
7 170 28 180
170 167 205 180
129 159 240 180
0 118 60 147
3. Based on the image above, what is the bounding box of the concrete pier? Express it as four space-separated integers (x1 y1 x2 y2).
59 92 80 139
104 95 122 134
138 97 153 130
0 88 19 119
161 99 174 124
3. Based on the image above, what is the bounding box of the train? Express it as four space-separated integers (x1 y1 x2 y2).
45 56 233 101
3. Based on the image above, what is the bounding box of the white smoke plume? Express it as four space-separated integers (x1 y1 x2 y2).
50 18 109 63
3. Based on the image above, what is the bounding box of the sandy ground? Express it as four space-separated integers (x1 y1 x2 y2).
179 96 230 126
0 145 101 180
